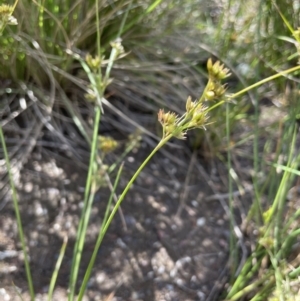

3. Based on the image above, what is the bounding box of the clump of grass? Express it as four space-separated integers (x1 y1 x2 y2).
224 132 300 300
222 6 300 300
0 0 166 84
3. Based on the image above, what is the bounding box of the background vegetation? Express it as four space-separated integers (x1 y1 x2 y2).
1 0 300 300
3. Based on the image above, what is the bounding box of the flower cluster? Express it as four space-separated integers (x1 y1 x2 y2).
98 135 118 154
84 38 125 105
204 58 231 101
158 101 209 140
110 38 125 58
158 58 230 140
0 4 18 35
86 54 104 72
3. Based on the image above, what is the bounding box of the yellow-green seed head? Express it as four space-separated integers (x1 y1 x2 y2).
207 58 231 81
0 4 17 33
205 90 215 100
98 136 118 154
86 54 102 71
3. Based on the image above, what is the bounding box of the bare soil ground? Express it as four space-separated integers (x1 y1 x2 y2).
0 135 238 301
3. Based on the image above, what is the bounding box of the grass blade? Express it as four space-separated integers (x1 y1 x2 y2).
76 163 124 301
0 126 35 301
47 236 68 301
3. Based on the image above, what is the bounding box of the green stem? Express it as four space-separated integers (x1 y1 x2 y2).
207 64 300 113
68 106 101 301
77 164 124 301
231 64 300 99
226 247 264 298
48 236 68 301
226 101 238 277
95 0 101 65
0 126 35 301
76 135 171 301
229 273 274 300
